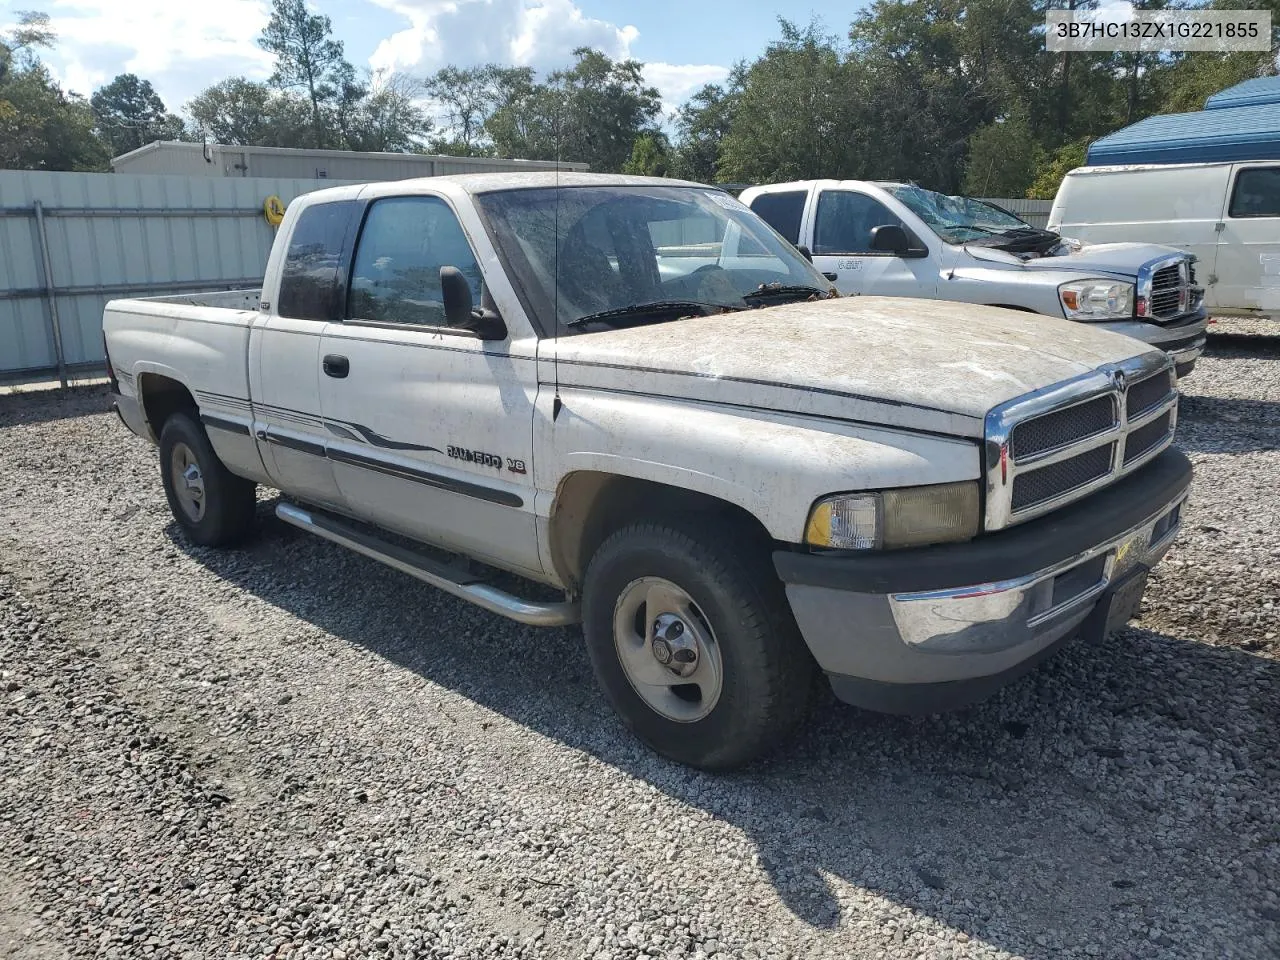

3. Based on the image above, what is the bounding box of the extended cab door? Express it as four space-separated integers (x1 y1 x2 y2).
248 199 360 510
1215 164 1280 315
808 189 938 298
316 194 543 577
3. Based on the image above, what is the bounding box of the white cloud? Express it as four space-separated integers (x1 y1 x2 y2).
24 0 273 107
644 61 730 120
367 0 638 74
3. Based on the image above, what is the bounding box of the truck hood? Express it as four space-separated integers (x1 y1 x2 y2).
967 241 1183 277
550 297 1160 439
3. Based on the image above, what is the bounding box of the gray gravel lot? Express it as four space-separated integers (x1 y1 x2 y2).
1 338 1277 960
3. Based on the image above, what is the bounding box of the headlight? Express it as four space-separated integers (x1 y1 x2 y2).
1058 279 1134 320
805 482 980 550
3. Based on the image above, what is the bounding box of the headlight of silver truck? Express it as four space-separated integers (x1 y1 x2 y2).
804 482 980 550
1058 279 1134 320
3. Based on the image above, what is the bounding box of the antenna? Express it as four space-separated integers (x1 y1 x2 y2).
552 97 562 417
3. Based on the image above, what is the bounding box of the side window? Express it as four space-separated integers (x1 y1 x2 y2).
813 191 902 255
1228 167 1280 218
347 196 483 327
748 190 807 244
278 200 358 322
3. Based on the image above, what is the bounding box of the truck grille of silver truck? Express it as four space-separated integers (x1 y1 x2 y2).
984 353 1178 531
1138 254 1202 322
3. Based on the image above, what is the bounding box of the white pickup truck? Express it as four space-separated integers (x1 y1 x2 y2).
740 179 1209 377
104 173 1191 769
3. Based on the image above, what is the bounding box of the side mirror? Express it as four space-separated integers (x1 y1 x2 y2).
796 245 814 263
440 266 507 341
869 224 927 259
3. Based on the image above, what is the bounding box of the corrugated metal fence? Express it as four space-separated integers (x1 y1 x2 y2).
0 171 354 383
984 197 1053 229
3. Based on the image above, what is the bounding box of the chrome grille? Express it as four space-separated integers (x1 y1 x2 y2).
1123 410 1174 465
1011 445 1114 511
1010 395 1116 460
1139 255 1201 321
1125 368 1175 420
984 354 1179 530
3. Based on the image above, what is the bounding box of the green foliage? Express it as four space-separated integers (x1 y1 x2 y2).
1027 139 1089 200
91 74 183 156
487 48 662 172
669 83 736 183
257 0 357 147
0 12 108 170
426 65 533 156
622 132 671 176
961 113 1044 198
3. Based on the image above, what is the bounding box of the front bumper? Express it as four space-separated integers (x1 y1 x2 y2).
1094 309 1207 378
775 449 1192 714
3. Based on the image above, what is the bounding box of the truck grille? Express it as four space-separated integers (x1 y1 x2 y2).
984 355 1179 530
1141 256 1200 321
1011 445 1114 511
1010 395 1115 460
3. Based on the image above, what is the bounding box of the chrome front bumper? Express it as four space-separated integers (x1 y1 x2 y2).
774 450 1191 713
1096 311 1207 377
888 496 1183 654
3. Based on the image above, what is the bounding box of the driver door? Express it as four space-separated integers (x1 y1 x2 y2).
811 189 937 299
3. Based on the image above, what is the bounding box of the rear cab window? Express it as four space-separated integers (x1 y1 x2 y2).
278 200 360 322
1228 167 1280 217
747 190 807 245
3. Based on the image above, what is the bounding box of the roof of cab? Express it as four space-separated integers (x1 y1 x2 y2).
293 171 709 207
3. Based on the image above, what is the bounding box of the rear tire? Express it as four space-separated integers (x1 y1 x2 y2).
158 412 256 547
582 517 814 769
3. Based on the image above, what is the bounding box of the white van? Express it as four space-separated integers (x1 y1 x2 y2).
1049 162 1280 318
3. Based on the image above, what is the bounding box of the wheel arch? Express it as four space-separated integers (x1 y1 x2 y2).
547 471 776 591
136 373 198 444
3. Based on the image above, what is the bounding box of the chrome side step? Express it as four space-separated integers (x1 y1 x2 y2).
275 502 580 627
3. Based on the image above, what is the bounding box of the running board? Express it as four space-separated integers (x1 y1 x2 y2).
275 502 580 627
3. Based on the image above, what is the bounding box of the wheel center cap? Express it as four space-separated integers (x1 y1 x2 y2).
652 613 698 677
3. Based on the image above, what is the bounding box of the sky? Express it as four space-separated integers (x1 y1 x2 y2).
0 0 852 122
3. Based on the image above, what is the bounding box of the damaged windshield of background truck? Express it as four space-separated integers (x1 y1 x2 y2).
475 185 831 334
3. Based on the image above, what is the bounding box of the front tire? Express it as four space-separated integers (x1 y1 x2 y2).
158 412 257 547
582 518 814 769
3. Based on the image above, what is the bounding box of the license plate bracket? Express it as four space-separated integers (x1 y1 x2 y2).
1103 567 1149 636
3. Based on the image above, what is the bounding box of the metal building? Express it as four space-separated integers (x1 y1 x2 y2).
111 141 588 181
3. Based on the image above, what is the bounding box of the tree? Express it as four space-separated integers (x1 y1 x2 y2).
257 0 356 147
962 112 1043 197
487 48 662 172
1027 138 1089 200
91 73 183 156
426 65 533 156
717 20 863 184
0 11 108 170
670 82 737 183
345 71 432 152
622 131 671 176
186 77 313 147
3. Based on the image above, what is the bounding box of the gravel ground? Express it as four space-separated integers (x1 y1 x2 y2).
1 342 1277 960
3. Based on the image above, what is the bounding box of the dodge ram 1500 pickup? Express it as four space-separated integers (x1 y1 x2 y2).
104 173 1192 769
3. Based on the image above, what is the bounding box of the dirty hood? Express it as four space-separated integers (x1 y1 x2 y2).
550 297 1161 438
970 241 1185 276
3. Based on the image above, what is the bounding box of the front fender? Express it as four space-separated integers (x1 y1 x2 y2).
540 388 980 544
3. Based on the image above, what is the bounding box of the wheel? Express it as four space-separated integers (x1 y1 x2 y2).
582 517 815 769
158 412 257 547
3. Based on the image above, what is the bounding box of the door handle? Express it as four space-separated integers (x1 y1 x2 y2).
322 354 349 378
822 272 838 282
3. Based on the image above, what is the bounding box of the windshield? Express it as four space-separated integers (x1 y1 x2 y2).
474 185 833 334
886 184 1032 244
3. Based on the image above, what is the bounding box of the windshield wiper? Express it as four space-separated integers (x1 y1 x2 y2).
565 300 733 327
741 282 828 303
